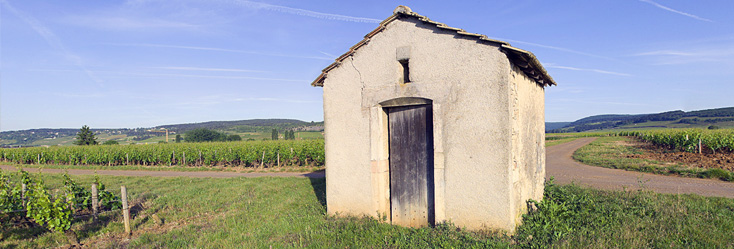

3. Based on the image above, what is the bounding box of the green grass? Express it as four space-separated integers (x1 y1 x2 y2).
573 136 734 181
545 137 578 147
2 172 732 248
545 132 606 147
0 162 324 173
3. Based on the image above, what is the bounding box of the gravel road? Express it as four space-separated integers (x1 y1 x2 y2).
546 137 734 198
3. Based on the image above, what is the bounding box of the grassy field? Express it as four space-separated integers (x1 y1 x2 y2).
573 136 734 181
545 132 607 147
2 172 732 248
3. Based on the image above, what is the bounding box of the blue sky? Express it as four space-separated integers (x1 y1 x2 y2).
1 0 733 131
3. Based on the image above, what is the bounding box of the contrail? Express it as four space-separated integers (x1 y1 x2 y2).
128 0 381 23
494 37 615 61
219 0 381 23
0 0 103 84
108 43 333 60
639 0 713 22
545 64 632 77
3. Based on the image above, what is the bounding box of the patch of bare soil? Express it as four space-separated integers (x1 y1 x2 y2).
626 140 734 172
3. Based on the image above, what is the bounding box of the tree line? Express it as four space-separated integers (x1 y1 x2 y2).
72 125 300 145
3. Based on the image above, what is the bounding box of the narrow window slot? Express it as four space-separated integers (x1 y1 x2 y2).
399 59 410 83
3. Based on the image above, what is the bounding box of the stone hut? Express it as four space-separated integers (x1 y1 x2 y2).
311 6 556 231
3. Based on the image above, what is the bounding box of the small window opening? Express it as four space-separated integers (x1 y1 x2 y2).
399 59 410 83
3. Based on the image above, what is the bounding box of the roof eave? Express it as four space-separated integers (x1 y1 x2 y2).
311 6 556 88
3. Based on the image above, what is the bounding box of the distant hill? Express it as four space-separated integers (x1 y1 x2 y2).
545 122 572 131
549 107 734 133
0 119 324 147
156 119 322 132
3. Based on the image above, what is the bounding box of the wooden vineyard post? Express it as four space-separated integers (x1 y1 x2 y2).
699 139 702 154
21 183 27 207
121 186 131 238
126 153 129 165
183 151 186 166
261 151 265 168
277 152 280 167
91 183 99 218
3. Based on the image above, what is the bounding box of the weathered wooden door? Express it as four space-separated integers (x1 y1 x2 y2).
388 104 434 227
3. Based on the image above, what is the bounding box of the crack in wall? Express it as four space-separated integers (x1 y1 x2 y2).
350 57 365 90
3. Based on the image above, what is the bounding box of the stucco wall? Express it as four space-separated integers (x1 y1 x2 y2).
323 56 374 216
322 16 544 231
509 65 546 226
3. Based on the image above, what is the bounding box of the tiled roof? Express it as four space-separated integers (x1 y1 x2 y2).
311 6 556 87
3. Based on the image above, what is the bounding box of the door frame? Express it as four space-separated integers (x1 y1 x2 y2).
370 97 439 227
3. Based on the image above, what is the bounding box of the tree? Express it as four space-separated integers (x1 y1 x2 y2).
284 130 295 140
102 140 119 145
271 129 279 140
227 134 242 141
73 125 98 145
175 134 182 143
184 128 226 142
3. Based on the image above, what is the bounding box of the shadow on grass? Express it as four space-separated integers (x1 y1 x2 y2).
1 216 47 247
308 177 326 208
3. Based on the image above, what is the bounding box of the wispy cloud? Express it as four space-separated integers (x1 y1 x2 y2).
217 0 381 23
124 72 307 82
108 43 332 60
172 95 319 107
632 47 734 65
545 64 632 76
554 98 652 107
318 51 336 58
152 66 268 73
233 97 318 104
633 50 697 56
492 38 615 61
639 0 713 22
64 15 200 30
30 69 306 82
1 0 103 84
127 0 380 23
52 92 107 99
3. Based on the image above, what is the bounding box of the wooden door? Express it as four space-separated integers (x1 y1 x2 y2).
388 104 434 227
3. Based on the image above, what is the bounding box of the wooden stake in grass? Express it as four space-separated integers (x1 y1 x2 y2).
21 183 27 207
121 186 131 238
261 151 265 168
91 183 99 218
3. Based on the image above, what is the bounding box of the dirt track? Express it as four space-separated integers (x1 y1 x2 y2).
546 137 734 198
2 138 733 198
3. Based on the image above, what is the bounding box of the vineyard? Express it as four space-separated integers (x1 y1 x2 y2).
617 129 734 154
0 140 325 167
1 169 122 245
